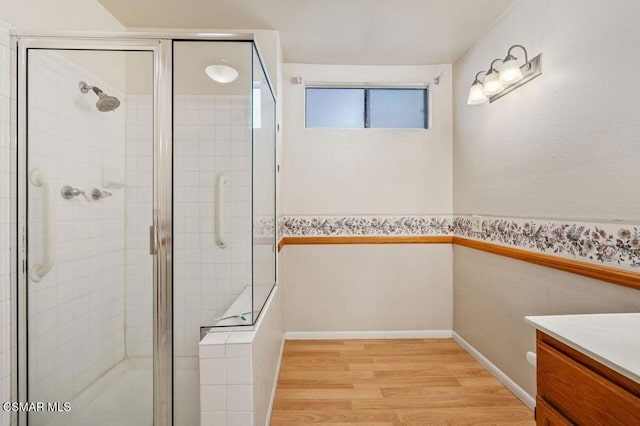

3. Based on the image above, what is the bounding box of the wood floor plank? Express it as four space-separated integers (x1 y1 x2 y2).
278 370 375 380
275 388 383 400
286 344 367 352
351 376 461 388
270 338 534 425
283 350 342 358
277 379 355 389
373 368 492 379
369 354 474 363
280 363 350 371
396 407 535 425
270 409 399 424
457 376 506 386
349 361 489 374
282 356 374 365
286 339 348 345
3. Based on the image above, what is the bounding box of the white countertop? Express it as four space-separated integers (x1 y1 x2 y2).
525 313 640 384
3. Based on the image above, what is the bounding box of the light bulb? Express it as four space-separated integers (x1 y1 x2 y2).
499 58 524 85
205 65 239 83
483 72 503 96
467 82 488 105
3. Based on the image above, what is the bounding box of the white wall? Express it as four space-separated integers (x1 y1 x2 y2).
282 63 451 215
282 245 452 332
0 0 128 97
452 0 640 401
0 0 123 32
280 63 453 333
453 0 640 221
253 31 280 100
454 246 640 397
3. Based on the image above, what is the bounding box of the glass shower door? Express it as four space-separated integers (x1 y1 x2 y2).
25 48 155 425
251 45 276 321
172 40 255 425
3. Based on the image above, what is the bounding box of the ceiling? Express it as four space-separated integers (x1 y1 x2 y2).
99 0 513 65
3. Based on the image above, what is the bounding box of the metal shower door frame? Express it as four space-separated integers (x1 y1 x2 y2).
15 36 173 426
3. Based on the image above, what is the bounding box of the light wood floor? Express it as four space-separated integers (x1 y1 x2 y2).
270 339 534 425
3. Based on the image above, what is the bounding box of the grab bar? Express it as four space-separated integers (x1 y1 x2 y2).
215 173 228 248
29 169 54 282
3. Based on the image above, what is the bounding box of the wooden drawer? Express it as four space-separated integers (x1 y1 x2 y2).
536 397 573 426
537 340 640 425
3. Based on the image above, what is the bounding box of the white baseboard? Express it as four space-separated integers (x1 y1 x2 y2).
453 331 535 411
284 329 453 340
265 334 285 426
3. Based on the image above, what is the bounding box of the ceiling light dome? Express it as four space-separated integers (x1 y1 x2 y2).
205 60 238 84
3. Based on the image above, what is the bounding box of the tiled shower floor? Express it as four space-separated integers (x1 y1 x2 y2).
33 357 199 426
36 358 153 426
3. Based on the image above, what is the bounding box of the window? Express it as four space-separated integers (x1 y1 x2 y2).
305 87 428 129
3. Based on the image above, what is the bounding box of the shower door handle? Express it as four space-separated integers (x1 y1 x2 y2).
149 225 157 255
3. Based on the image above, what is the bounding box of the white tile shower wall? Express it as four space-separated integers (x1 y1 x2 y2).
26 51 126 409
174 94 251 358
199 287 283 426
0 19 12 426
124 94 153 357
250 285 283 426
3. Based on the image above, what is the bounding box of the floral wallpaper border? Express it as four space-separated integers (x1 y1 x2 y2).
453 216 640 270
279 216 452 237
278 215 640 271
254 216 275 238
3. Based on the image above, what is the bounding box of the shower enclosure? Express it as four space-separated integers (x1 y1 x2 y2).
16 35 276 425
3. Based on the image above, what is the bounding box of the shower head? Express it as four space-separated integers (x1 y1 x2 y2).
95 92 121 112
79 81 121 112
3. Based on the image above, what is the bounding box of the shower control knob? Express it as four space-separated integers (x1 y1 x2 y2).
61 185 86 200
91 188 113 200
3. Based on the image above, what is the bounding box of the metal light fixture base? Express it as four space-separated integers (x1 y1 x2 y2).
489 54 542 103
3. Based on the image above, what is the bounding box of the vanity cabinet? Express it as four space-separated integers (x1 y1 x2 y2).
535 397 572 426
536 330 640 425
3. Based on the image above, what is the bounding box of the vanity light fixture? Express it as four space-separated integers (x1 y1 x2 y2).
466 44 542 105
499 45 527 84
483 59 504 96
467 71 488 105
205 58 238 84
